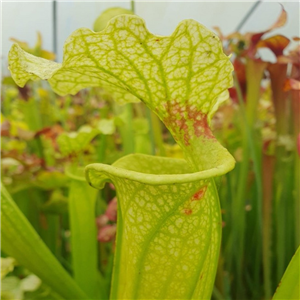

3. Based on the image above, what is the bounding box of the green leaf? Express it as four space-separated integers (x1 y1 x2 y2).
57 125 100 156
133 118 151 154
1 183 88 299
8 14 234 169
98 118 116 135
35 171 69 190
133 118 149 135
41 189 69 214
8 45 61 87
2 76 18 86
93 7 134 32
8 15 232 110
273 246 300 300
1 257 16 279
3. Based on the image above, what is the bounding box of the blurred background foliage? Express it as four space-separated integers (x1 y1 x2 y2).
1 3 299 300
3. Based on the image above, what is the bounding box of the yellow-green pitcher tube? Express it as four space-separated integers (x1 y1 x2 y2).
86 154 234 299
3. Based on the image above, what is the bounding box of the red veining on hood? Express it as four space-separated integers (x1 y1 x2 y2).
187 108 214 140
163 100 215 145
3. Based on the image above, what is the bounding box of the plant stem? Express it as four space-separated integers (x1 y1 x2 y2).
131 0 135 13
67 168 105 299
291 90 300 248
151 111 166 156
120 103 135 155
40 213 60 256
262 152 275 299
97 134 107 162
145 107 156 155
233 63 265 297
268 63 290 283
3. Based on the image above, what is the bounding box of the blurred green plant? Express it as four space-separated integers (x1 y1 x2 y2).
212 6 300 300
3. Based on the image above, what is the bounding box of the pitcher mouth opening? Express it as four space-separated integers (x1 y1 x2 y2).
85 153 235 188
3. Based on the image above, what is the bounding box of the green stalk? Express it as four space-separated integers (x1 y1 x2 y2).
66 166 105 299
213 287 225 300
233 62 265 297
19 97 42 131
232 121 249 298
245 59 267 125
223 172 235 278
13 189 40 232
291 90 300 248
150 111 166 156
33 189 60 256
268 64 290 283
39 213 60 256
18 98 45 159
215 253 225 297
244 59 265 236
119 1 136 156
104 245 115 296
96 134 107 162
131 0 135 13
145 107 156 155
295 145 300 248
97 105 109 163
262 153 275 299
269 64 289 135
119 103 135 155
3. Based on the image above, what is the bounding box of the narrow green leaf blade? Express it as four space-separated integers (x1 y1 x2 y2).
273 246 300 300
1 183 88 300
66 166 106 299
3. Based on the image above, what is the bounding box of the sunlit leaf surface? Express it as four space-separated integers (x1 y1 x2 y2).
8 14 234 169
8 15 232 114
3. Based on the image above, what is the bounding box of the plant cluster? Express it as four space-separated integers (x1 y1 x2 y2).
1 6 299 300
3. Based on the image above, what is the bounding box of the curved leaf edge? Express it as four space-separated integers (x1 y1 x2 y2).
8 14 233 115
85 153 235 189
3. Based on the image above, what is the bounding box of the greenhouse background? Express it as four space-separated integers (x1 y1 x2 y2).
1 1 300 300
1 0 300 67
